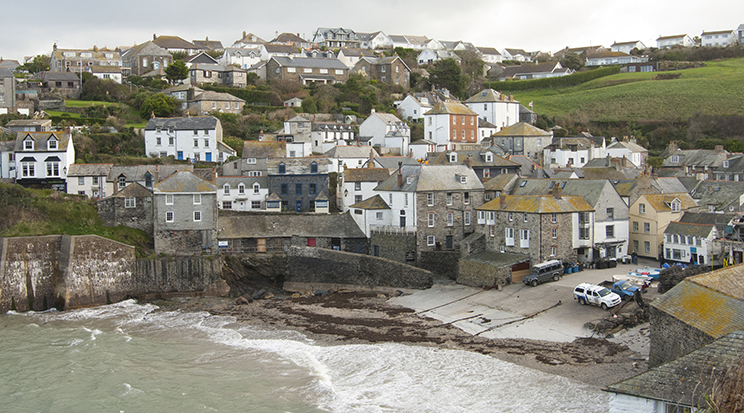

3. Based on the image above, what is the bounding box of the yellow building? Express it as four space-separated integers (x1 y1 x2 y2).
629 193 697 258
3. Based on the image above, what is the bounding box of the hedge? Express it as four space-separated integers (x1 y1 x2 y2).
200 84 283 106
486 66 621 92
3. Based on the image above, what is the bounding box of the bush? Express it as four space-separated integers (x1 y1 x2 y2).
486 66 621 91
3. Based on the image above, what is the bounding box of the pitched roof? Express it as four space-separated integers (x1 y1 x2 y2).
154 170 217 193
492 122 551 137
110 181 152 198
607 140 648 153
477 194 594 213
325 146 378 158
242 141 285 158
483 173 519 191
343 167 390 182
153 35 199 50
192 39 224 50
642 193 697 211
679 212 734 233
375 164 484 192
124 41 170 58
145 116 219 131
510 178 614 206
664 221 715 237
465 89 511 103
476 47 501 56
271 56 347 70
15 131 71 152
350 194 390 209
218 212 366 239
425 101 478 116
67 163 113 177
429 151 520 168
191 90 245 103
605 331 744 408
500 62 563 78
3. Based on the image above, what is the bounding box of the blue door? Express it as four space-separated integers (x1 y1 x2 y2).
295 200 302 212
205 152 212 162
177 151 184 160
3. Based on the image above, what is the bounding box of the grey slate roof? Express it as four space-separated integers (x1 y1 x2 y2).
678 212 734 233
325 146 378 158
216 176 267 188
510 178 614 207
15 131 71 152
145 116 219 131
0 67 14 77
42 72 80 82
109 182 152 198
375 164 484 192
67 163 113 177
605 331 744 408
664 221 715 237
370 156 419 171
218 212 366 239
154 170 217 193
109 165 193 184
350 194 390 210
271 56 348 69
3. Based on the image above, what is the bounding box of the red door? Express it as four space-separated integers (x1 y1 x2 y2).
307 238 316 247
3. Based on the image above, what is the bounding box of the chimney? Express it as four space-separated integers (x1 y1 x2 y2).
499 195 506 209
397 162 403 188
243 31 246 38
552 185 562 199
715 145 724 153
669 141 678 152
463 157 472 169
606 154 611 167
153 33 157 41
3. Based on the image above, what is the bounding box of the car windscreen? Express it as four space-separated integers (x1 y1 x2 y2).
617 281 632 290
598 288 612 297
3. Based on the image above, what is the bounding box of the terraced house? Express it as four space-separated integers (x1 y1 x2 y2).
266 56 349 85
629 192 697 259
144 116 235 162
423 101 479 151
14 131 75 191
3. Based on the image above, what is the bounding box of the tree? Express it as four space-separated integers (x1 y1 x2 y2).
139 93 178 118
560 52 584 71
301 96 318 113
165 60 188 85
426 58 467 99
21 55 51 73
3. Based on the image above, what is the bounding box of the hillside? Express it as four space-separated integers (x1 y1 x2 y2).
512 58 744 122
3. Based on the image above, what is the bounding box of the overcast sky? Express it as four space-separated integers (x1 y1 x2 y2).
3 0 743 62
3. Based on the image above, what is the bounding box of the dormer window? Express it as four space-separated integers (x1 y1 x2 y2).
671 199 681 212
485 153 493 162
48 138 58 150
449 153 457 163
253 183 260 194
723 160 730 168
310 162 318 173
670 155 680 163
24 137 34 150
457 174 467 183
278 163 286 174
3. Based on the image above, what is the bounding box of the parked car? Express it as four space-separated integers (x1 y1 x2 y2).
599 280 641 300
573 283 622 310
629 267 661 279
523 259 563 287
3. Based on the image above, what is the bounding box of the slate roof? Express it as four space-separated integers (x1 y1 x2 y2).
510 179 614 207
271 56 347 70
679 212 734 233
191 90 245 103
465 89 512 103
371 156 419 171
109 165 193 183
690 181 744 210
477 194 594 213
42 72 80 82
500 62 565 78
605 331 744 408
338 48 371 57
612 180 636 198
492 122 551 137
350 194 390 210
429 151 520 168
110 182 152 198
144 116 219 131
657 34 690 40
581 167 636 180
124 41 170 58
15 131 71 152
375 164 484 192
607 139 648 153
154 170 217 193
663 148 729 168
0 141 15 152
242 141 285 158
67 163 113 177
476 47 501 56
192 39 224 50
425 101 478 116
343 167 390 182
325 146 378 158
218 212 366 239
153 35 199 50
643 193 697 211
664 221 715 238
0 67 15 78
216 176 268 187
483 173 519 191
271 33 307 44
5 119 52 128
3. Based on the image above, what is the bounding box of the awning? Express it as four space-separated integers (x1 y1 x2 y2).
595 239 627 245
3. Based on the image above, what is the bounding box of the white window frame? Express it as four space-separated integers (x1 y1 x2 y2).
427 192 434 206
193 211 202 222
165 194 174 205
464 211 471 226
193 194 201 205
125 197 136 208
427 235 435 246
447 212 454 226
428 213 435 227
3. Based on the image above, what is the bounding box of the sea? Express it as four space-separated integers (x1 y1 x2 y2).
1 300 609 412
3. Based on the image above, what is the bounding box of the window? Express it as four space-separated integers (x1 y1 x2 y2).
671 200 681 213
355 195 362 204
78 177 85 185
251 201 261 209
428 213 435 227
21 161 35 177
447 212 454 226
125 197 136 208
489 226 495 237
354 181 362 191
169 137 174 146
639 203 646 214
606 225 614 238
253 183 260 194
48 139 57 150
552 228 558 238
193 194 201 205
644 222 650 233
463 192 470 205
246 158 257 164
281 183 288 195
309 183 316 195
523 213 528 222
464 211 471 225
633 221 639 231
204 138 209 147
166 211 174 222
236 184 245 194
278 163 286 174
193 211 201 222
165 194 174 205
389 193 393 205
519 229 530 248
223 184 230 195
634 240 639 252
24 139 33 150
644 241 650 254
405 194 408 206
446 192 453 205
222 201 232 210
483 169 491 178
550 247 557 257
194 139 199 148
505 228 515 246
376 212 383 220
551 213 557 223
156 137 162 146
579 227 590 240
606 208 614 220
427 192 434 206
295 183 302 195
427 235 435 246
303 68 312 73
310 162 318 173
248 171 262 177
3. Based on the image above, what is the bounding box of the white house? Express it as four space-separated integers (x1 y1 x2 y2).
284 97 303 107
349 195 392 237
585 52 649 67
394 94 433 121
501 48 531 62
701 30 737 47
339 167 391 212
476 47 503 64
358 31 393 49
358 110 410 156
144 116 235 163
325 145 379 173
220 47 261 70
409 139 437 161
0 141 15 179
14 131 75 191
606 139 648 168
216 176 269 211
66 163 113 198
656 34 694 49
465 89 521 131
543 137 606 168
417 49 460 66
310 122 356 154
610 41 646 54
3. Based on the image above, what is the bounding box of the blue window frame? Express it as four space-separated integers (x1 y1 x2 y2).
309 183 316 195
310 162 318 173
281 183 288 195
295 183 302 195
278 163 286 174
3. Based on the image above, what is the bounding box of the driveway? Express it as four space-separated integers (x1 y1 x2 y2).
389 257 661 343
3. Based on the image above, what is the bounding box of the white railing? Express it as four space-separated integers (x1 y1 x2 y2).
370 225 417 234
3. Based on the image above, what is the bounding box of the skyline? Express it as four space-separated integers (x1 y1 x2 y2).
2 1 743 63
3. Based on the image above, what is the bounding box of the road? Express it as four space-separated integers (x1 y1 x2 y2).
389 257 661 345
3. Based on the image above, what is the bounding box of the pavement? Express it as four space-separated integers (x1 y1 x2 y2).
389 257 661 344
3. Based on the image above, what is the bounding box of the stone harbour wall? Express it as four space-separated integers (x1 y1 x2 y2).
457 260 512 288
0 235 62 312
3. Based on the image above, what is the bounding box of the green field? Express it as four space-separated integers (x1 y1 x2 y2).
64 100 120 108
512 58 744 122
45 110 82 118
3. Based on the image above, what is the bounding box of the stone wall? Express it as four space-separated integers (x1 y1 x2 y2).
457 259 512 288
0 235 62 311
648 306 715 367
98 196 153 234
369 230 417 263
286 246 432 289
418 250 461 279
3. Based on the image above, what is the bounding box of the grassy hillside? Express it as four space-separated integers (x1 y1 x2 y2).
512 58 744 122
0 183 152 256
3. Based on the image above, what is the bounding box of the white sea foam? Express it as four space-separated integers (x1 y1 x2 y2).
121 383 143 397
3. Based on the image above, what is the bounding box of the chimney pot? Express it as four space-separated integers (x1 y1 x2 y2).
499 195 506 209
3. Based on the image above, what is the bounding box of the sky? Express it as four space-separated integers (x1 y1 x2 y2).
2 0 743 62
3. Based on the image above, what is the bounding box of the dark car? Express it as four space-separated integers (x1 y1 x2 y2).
523 259 563 287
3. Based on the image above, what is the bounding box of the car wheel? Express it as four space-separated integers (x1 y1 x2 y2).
553 274 560 282
578 297 585 305
531 279 538 287
601 303 608 310
621 294 630 301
